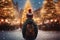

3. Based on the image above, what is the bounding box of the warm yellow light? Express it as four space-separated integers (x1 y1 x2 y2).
11 14 14 17
5 19 8 23
40 22 43 25
40 9 46 14
9 0 11 1
3 8 7 10
54 19 57 22
43 1 47 4
1 19 4 22
2 0 5 2
5 1 8 3
50 19 53 22
44 20 49 24
10 18 20 25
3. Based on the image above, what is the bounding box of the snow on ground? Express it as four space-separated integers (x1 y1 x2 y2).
0 28 60 40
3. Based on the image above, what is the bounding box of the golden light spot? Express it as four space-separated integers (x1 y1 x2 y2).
1 19 4 22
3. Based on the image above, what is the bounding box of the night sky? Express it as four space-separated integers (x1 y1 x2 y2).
13 0 44 10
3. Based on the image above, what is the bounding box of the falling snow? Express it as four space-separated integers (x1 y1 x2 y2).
38 2 41 4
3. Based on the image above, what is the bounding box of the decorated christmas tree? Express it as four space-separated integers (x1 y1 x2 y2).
0 0 15 19
0 0 20 25
21 0 33 24
40 0 57 23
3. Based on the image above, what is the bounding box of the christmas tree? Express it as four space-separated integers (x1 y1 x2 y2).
21 0 32 24
0 0 19 25
0 0 15 19
21 0 40 25
40 0 57 23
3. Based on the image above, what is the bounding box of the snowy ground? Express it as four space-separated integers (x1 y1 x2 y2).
0 28 60 40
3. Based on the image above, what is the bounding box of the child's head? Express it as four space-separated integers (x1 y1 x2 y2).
28 9 32 13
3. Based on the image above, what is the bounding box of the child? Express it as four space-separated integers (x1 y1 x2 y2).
26 9 33 19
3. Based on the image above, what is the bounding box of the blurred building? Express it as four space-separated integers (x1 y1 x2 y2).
33 7 41 18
